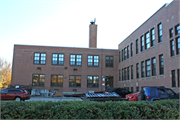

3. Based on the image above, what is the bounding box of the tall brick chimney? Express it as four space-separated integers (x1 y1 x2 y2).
89 18 97 48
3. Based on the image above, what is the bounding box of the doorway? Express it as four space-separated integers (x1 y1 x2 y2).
105 76 113 89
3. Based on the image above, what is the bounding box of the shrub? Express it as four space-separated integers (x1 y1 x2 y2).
1 99 179 119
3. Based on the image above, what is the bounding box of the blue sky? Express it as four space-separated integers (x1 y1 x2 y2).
0 0 173 62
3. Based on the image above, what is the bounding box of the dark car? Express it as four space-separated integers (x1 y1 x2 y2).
104 88 132 98
138 86 179 101
1 88 30 101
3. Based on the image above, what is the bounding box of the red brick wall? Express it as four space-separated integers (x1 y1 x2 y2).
89 24 97 48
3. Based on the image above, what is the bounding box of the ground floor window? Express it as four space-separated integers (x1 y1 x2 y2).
69 75 81 87
178 69 180 87
51 75 63 87
87 76 99 88
32 74 45 86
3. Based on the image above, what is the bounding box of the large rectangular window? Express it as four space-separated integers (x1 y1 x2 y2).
151 28 155 46
141 61 145 78
145 32 150 49
70 55 82 66
151 57 156 76
171 70 176 87
170 40 175 57
127 46 129 59
87 76 99 88
34 53 46 64
176 37 180 55
32 74 45 86
69 75 81 87
141 36 144 52
106 56 113 67
146 59 151 77
158 23 162 43
178 69 180 87
131 43 133 57
124 68 127 80
169 28 173 38
136 63 139 79
119 51 121 63
51 75 63 87
131 65 133 79
124 48 127 60
52 54 64 65
136 39 139 54
119 70 121 81
127 67 129 80
175 24 180 35
159 54 164 75
122 69 124 81
122 50 124 61
131 87 133 92
88 55 99 67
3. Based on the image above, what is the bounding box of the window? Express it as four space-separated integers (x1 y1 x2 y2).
175 24 180 35
170 40 175 57
141 61 145 78
32 74 45 86
124 48 127 60
127 67 129 80
122 69 124 81
119 70 121 81
136 87 139 92
131 87 133 92
166 89 175 95
151 57 156 76
69 75 81 87
158 23 162 43
127 46 129 59
178 69 180 87
171 70 176 87
52 54 64 65
51 75 63 87
122 50 124 61
136 63 139 79
88 55 99 67
34 53 46 64
131 65 133 79
124 68 127 80
151 28 155 46
145 32 150 49
159 54 164 75
146 59 151 77
119 51 121 63
131 43 133 57
136 39 139 54
158 88 165 95
70 55 82 66
106 56 113 67
169 28 173 38
141 36 144 51
176 37 180 55
87 76 99 88
150 88 156 95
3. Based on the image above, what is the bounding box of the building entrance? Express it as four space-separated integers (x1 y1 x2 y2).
105 76 113 89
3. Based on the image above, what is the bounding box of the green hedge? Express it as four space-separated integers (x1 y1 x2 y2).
1 99 179 119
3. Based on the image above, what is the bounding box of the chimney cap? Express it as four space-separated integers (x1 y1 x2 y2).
90 18 96 25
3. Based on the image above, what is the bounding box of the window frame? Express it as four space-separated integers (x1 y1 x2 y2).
141 61 145 78
145 32 150 49
136 63 139 79
159 54 164 75
105 56 114 67
141 35 144 52
146 59 151 77
136 39 139 54
169 28 173 38
175 24 180 35
171 70 176 87
70 54 82 66
51 74 63 87
151 28 155 47
170 40 175 57
52 53 64 65
69 75 81 87
151 57 156 76
130 43 133 57
119 70 121 81
131 65 133 79
127 45 129 59
87 76 99 88
33 53 46 65
32 74 45 87
87 55 99 67
176 37 180 55
158 23 162 43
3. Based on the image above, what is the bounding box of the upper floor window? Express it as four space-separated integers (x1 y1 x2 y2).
169 28 173 38
145 32 150 49
32 74 45 86
34 53 46 65
141 36 144 52
69 75 81 87
151 28 155 46
52 54 64 65
136 39 139 54
70 55 82 66
159 54 164 75
51 75 63 87
127 46 129 59
130 43 133 57
158 23 162 43
151 57 156 76
119 51 121 63
175 24 180 35
170 40 175 57
124 48 127 60
146 59 151 77
122 50 124 61
88 55 99 67
106 56 113 67
87 76 99 88
176 37 180 55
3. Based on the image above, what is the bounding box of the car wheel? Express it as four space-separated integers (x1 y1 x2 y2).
15 97 21 101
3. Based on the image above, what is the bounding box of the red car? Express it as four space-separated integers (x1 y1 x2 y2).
125 91 140 101
1 88 30 101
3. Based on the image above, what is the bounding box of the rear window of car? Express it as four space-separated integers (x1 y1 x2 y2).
150 88 156 95
106 88 115 92
1 89 8 93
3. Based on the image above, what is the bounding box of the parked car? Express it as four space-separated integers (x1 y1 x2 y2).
138 86 179 101
104 88 132 98
1 88 30 101
125 91 140 101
